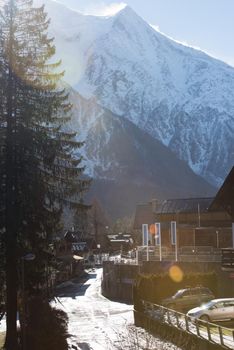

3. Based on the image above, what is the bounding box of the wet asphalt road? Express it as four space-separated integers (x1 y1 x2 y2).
54 268 182 350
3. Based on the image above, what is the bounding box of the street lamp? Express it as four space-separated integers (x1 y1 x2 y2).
21 253 35 350
96 244 101 265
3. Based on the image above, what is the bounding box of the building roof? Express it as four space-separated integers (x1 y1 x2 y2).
133 198 217 229
64 230 82 242
155 197 214 214
133 169 234 228
209 166 234 218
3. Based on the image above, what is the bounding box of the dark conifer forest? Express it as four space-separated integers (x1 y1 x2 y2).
0 1 89 348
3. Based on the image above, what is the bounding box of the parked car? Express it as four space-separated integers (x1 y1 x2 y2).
187 298 234 322
162 286 214 312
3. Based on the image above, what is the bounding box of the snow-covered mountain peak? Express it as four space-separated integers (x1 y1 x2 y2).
114 5 140 19
36 0 234 187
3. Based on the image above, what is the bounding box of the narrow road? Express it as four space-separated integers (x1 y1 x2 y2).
54 268 182 350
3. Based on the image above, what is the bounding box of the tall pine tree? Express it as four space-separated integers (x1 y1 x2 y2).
0 1 89 348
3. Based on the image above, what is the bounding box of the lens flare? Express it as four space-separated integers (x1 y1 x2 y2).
169 265 184 283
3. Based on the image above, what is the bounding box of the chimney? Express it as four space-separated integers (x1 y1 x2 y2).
151 198 159 212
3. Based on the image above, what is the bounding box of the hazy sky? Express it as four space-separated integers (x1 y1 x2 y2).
56 0 234 67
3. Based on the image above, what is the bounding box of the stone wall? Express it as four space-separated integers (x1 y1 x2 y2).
101 261 140 302
102 260 234 302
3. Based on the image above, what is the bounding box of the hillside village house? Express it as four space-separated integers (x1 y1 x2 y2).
133 166 234 256
54 230 97 282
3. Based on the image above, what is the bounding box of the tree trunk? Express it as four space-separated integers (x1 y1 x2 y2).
4 1 18 348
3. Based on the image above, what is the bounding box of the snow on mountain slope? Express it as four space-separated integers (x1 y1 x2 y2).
67 89 215 218
34 0 115 88
37 0 234 187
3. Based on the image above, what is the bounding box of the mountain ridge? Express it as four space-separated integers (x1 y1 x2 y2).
36 0 233 190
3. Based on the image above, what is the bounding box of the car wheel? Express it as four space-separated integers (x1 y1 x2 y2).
200 314 210 322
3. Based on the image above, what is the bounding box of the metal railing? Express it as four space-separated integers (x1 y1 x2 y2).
137 245 222 263
143 300 234 349
101 253 138 265
97 246 223 265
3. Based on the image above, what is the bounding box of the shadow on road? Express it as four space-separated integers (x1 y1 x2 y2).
56 284 91 298
84 272 96 279
55 270 98 298
76 342 93 350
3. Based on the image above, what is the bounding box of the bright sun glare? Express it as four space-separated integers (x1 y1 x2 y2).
169 265 184 283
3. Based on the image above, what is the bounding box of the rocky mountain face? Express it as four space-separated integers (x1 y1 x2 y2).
34 0 234 217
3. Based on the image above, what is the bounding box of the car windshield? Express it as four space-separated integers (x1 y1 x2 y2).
173 289 187 298
201 300 216 309
200 288 212 294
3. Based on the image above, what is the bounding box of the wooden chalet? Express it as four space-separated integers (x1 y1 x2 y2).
54 230 97 282
155 197 231 249
133 166 234 250
209 166 234 221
